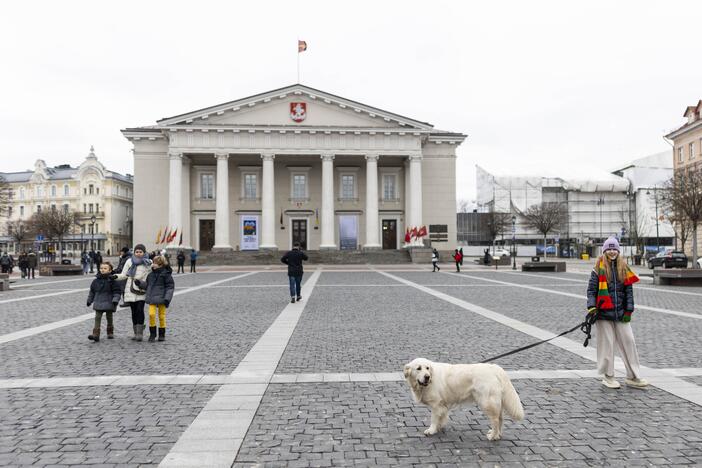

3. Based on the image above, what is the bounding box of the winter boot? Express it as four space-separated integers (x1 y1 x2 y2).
148 326 157 342
158 328 166 342
106 326 114 339
136 324 144 342
88 328 100 342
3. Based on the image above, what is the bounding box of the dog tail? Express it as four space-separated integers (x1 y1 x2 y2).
499 370 524 421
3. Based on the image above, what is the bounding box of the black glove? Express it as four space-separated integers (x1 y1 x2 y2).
164 299 170 308
109 274 118 280
87 301 91 307
113 302 119 308
134 279 143 288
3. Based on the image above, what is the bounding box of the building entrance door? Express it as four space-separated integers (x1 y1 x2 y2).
382 219 397 249
199 219 215 251
339 215 358 250
291 219 307 250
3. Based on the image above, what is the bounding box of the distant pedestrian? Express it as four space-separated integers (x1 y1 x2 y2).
0 252 10 274
586 236 648 389
459 247 464 266
27 250 37 278
95 251 103 268
138 255 174 342
431 249 441 272
81 251 90 275
176 250 185 274
190 250 198 273
483 248 490 266
453 249 462 272
116 247 131 306
18 252 28 279
86 262 121 342
114 244 152 341
281 241 308 303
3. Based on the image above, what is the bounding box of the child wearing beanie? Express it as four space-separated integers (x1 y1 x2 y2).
586 236 648 389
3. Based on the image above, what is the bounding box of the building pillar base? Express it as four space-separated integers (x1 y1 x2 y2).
211 245 234 253
362 245 382 251
259 246 279 252
319 245 338 251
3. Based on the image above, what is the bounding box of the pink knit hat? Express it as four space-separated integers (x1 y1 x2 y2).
602 236 620 252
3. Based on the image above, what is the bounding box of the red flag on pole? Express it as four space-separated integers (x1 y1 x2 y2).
167 228 178 244
418 226 427 237
410 227 418 239
161 228 170 244
404 228 411 243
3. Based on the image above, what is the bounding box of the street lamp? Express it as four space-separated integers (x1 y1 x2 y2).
646 186 660 252
89 215 96 273
596 195 605 243
512 215 517 270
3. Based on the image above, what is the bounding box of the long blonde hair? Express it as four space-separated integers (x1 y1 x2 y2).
594 253 628 283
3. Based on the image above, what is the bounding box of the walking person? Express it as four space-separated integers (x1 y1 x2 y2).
138 255 174 342
586 237 649 389
281 242 308 303
86 262 121 342
431 248 441 272
453 249 462 272
0 252 10 274
81 251 90 275
115 247 131 307
190 250 198 273
18 252 28 279
176 250 185 274
95 251 103 269
114 244 151 341
459 247 464 266
88 249 96 273
26 250 37 279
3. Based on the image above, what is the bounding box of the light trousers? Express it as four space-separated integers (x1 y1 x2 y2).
148 304 167 328
596 320 642 380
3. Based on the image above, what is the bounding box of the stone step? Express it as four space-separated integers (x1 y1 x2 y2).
196 249 412 265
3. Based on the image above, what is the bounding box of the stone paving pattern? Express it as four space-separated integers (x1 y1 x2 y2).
0 384 219 467
234 380 702 467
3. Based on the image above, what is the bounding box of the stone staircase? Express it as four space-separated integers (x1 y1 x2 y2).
196 249 413 265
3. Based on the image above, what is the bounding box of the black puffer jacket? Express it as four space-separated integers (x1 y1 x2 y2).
281 249 308 277
143 266 175 306
586 260 634 321
87 273 122 312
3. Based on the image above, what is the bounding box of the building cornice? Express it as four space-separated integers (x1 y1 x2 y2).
665 119 702 140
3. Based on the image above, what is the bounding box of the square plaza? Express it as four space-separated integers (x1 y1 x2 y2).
1 263 701 467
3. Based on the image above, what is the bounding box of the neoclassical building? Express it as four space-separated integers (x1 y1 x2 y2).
122 84 466 252
0 147 133 254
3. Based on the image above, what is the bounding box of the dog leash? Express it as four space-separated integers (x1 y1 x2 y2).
480 313 598 364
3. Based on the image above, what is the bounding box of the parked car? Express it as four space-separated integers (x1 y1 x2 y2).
536 245 556 255
647 250 688 269
492 248 512 258
697 257 702 269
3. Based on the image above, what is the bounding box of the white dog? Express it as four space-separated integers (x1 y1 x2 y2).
403 358 524 440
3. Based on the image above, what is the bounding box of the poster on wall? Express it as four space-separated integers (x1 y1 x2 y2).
241 215 259 250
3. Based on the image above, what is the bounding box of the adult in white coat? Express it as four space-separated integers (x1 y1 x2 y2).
114 244 152 341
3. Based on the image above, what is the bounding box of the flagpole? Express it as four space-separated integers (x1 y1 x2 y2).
297 38 300 83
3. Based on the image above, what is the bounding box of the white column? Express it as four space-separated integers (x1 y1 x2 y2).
181 157 192 249
364 153 381 249
212 153 232 251
409 154 423 232
320 154 336 249
167 152 183 248
404 159 412 231
260 153 277 250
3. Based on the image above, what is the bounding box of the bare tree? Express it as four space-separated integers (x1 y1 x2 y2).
7 219 34 251
31 209 79 260
523 202 567 257
457 198 471 213
485 211 512 255
660 169 702 268
0 176 9 218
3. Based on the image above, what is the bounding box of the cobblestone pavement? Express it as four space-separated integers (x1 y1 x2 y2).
1 267 701 467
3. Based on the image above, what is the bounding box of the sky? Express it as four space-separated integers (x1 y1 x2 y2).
1 0 700 204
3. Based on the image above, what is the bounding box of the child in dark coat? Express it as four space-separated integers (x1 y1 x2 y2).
136 255 175 342
87 262 122 342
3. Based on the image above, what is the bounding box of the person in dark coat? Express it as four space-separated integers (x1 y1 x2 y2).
453 249 462 272
95 251 103 269
586 236 648 389
281 242 308 303
86 262 122 342
18 252 28 279
176 250 186 274
190 250 198 273
0 252 10 274
26 250 38 279
115 247 131 306
137 255 175 342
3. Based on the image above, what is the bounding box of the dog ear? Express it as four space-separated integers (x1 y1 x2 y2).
403 365 411 378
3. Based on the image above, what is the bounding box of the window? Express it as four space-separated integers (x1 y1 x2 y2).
83 203 87 213
382 174 397 200
7 206 12 218
51 204 56 212
678 147 683 163
89 184 94 195
115 185 120 196
96 187 99 195
36 205 42 213
83 187 87 195
292 174 307 199
20 206 24 217
200 173 214 199
89 204 94 213
95 203 99 213
8 189 13 200
37 186 43 198
244 174 257 199
63 185 69 196
690 142 695 160
51 185 56 197
63 204 69 213
341 174 355 199
19 187 24 200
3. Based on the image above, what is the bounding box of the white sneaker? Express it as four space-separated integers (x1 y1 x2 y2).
602 376 621 389
625 378 649 388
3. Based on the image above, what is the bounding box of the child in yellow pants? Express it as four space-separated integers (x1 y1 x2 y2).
136 255 174 342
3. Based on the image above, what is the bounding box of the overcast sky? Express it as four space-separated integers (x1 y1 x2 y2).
1 1 700 203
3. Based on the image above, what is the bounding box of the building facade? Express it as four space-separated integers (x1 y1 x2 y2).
0 147 133 255
122 84 466 252
665 101 702 254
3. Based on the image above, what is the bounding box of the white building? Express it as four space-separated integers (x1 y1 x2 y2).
0 147 133 255
122 84 466 252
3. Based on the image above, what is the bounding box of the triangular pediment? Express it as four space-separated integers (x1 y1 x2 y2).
156 84 434 130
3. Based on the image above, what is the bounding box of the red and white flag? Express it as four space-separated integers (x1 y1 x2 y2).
298 40 307 53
